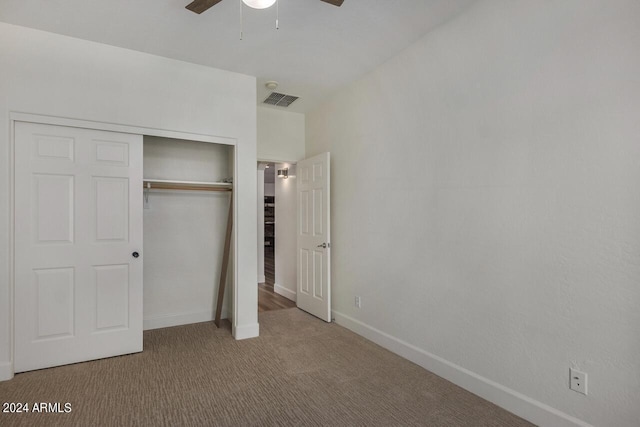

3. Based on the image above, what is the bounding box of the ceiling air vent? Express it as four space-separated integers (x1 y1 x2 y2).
263 92 299 108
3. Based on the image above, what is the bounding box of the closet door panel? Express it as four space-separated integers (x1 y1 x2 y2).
94 177 129 242
33 173 74 244
93 264 130 331
34 267 75 340
14 121 143 373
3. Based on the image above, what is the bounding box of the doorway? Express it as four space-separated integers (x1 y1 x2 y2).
256 153 331 321
257 161 297 312
264 163 276 288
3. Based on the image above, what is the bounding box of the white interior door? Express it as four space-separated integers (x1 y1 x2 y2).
296 152 331 322
14 122 143 373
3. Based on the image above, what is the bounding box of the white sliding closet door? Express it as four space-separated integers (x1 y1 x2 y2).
14 122 143 373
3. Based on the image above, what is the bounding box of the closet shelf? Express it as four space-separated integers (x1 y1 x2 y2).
143 178 232 192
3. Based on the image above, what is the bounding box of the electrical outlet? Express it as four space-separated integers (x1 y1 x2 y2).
354 296 361 308
570 368 588 395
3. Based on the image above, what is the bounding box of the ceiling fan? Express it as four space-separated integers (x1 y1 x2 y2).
186 0 343 14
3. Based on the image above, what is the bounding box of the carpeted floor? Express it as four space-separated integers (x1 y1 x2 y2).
0 308 533 426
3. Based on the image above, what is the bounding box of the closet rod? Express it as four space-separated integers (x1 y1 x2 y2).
143 179 232 192
144 184 231 192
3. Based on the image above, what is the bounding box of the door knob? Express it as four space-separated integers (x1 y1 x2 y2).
132 251 140 258
317 243 327 248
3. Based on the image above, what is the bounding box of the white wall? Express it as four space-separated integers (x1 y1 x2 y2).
274 163 297 301
257 107 305 162
0 23 259 380
143 137 233 329
306 1 640 426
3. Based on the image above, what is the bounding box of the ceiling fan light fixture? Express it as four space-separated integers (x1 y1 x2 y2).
242 0 276 9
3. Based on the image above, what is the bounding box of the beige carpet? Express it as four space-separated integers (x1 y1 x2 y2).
0 308 533 426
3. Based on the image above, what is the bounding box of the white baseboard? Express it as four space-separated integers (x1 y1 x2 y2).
258 275 266 283
233 322 259 340
274 283 296 302
143 310 227 331
0 362 14 381
332 310 591 427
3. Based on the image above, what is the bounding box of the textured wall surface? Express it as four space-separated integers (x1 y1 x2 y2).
257 107 305 162
306 1 640 425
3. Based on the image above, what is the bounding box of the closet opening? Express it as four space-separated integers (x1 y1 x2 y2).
143 136 234 330
257 161 296 312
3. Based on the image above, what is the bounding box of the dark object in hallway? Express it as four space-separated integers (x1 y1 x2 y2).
264 246 275 286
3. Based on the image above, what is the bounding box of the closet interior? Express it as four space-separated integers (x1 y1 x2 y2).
142 136 234 330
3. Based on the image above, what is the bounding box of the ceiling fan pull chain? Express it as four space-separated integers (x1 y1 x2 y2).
276 0 279 29
239 0 243 40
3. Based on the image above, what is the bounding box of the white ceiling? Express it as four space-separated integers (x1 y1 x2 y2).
0 0 474 113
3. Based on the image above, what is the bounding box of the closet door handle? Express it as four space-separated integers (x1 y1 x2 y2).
132 251 140 258
317 243 328 249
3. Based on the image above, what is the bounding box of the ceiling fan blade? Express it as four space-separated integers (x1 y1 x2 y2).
186 0 224 14
320 0 344 6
